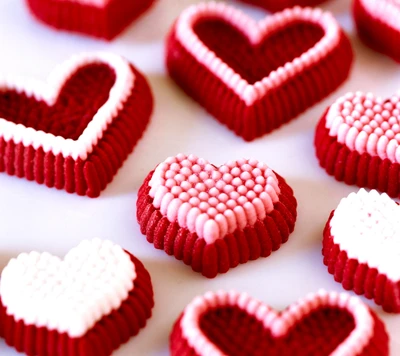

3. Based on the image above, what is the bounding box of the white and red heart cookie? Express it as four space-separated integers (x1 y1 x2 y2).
0 239 154 355
323 188 400 313
353 0 400 62
170 290 389 355
239 0 330 13
25 0 155 40
0 52 153 198
136 154 297 278
315 91 400 197
166 3 353 141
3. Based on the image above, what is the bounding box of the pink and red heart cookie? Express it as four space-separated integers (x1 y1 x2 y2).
0 239 154 356
323 188 400 313
25 0 155 40
0 52 153 198
353 0 400 62
315 91 400 197
166 3 353 141
170 290 389 355
240 0 330 13
136 154 297 278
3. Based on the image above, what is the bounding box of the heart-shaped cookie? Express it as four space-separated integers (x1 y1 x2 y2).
353 0 400 62
170 290 389 355
323 188 400 313
0 52 153 197
166 3 353 141
239 0 329 13
136 154 297 278
0 239 154 356
315 91 400 197
25 0 155 40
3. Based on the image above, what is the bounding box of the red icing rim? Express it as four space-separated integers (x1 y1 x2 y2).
0 252 154 355
136 168 297 279
25 0 156 40
166 3 353 141
314 111 400 198
170 290 389 355
240 0 330 13
353 0 400 63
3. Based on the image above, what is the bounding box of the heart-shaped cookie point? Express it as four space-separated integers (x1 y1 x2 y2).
25 0 155 40
137 154 297 278
323 189 400 312
166 2 353 141
315 91 400 198
238 0 330 13
0 52 153 198
354 0 400 62
170 290 389 355
0 239 154 355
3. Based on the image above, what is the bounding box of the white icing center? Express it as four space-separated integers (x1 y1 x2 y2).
360 0 400 31
0 52 134 160
175 2 341 105
326 92 400 163
181 290 373 356
330 188 400 281
148 154 281 244
0 239 136 338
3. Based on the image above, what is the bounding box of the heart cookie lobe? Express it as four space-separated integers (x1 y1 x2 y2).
136 154 297 278
166 2 353 141
25 0 156 40
323 188 400 313
170 290 389 355
315 91 400 197
239 0 329 13
0 239 155 356
353 0 400 62
0 52 153 198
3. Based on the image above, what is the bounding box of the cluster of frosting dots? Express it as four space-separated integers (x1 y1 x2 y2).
149 154 281 244
327 92 400 161
0 239 136 337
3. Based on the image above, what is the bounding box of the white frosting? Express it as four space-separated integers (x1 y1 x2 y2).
175 2 341 106
360 0 400 31
180 290 373 356
0 52 134 160
0 238 136 338
330 188 400 281
325 91 400 163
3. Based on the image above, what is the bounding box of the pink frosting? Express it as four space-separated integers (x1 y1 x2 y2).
148 154 281 244
360 0 400 31
180 290 374 356
175 2 341 106
325 92 400 163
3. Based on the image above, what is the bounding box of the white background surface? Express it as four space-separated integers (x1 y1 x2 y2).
0 0 399 355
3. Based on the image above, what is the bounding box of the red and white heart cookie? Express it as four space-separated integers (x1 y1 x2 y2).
170 290 389 355
353 0 400 62
25 0 155 40
239 0 330 13
315 91 400 197
136 154 297 278
323 188 400 313
0 52 153 198
0 239 154 356
166 3 353 141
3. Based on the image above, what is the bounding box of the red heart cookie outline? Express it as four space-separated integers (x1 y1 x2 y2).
315 91 400 197
323 188 400 313
25 0 155 40
0 52 153 197
239 0 329 13
166 2 353 141
136 154 297 278
170 290 389 355
0 239 154 355
353 0 400 62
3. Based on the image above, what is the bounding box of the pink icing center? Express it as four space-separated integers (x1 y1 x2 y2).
148 154 281 244
325 92 400 163
181 290 374 356
175 2 341 105
360 0 400 31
